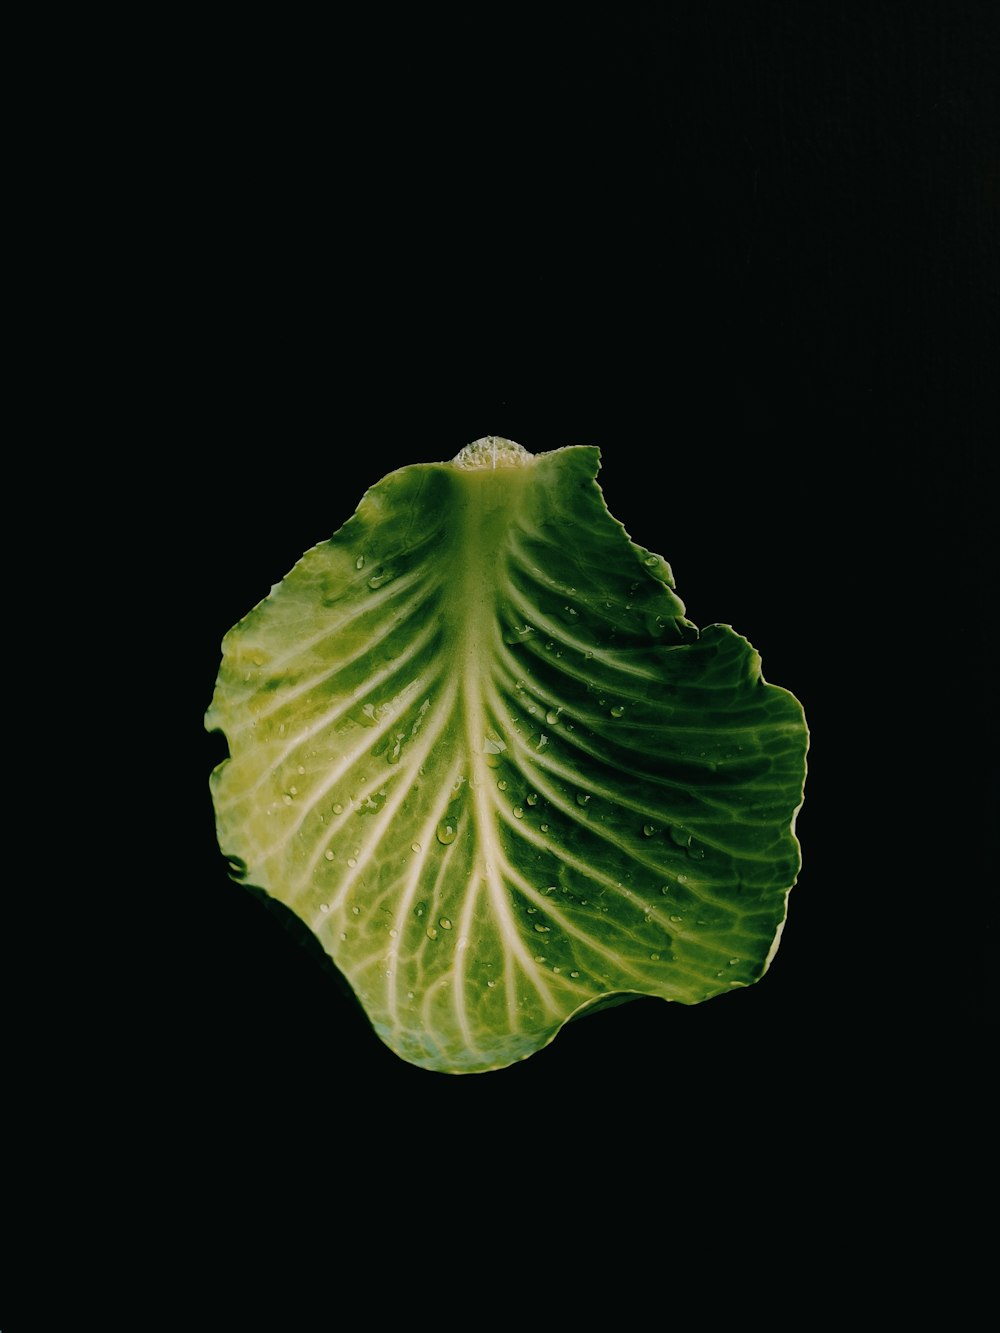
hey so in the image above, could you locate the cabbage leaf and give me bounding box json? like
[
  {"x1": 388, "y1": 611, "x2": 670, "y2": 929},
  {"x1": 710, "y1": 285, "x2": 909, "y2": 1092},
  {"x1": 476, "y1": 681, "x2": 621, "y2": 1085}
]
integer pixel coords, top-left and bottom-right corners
[{"x1": 206, "y1": 438, "x2": 808, "y2": 1072}]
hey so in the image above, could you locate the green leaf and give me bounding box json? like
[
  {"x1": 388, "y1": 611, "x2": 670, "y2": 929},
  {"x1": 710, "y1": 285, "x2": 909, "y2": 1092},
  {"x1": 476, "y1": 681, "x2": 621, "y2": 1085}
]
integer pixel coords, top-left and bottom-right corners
[{"x1": 206, "y1": 438, "x2": 808, "y2": 1073}]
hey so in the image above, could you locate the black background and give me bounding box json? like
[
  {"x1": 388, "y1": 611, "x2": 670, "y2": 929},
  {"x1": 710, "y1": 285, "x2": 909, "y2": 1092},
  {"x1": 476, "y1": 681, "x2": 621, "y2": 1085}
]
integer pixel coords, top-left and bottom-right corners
[
  {"x1": 10, "y1": 9, "x2": 994, "y2": 1321},
  {"x1": 140, "y1": 5, "x2": 994, "y2": 1156}
]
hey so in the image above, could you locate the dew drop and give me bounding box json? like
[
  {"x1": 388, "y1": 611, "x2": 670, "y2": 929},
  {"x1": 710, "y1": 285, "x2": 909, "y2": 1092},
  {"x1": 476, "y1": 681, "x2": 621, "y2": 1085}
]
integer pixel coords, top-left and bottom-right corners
[
  {"x1": 347, "y1": 857, "x2": 357, "y2": 867},
  {"x1": 570, "y1": 970, "x2": 580, "y2": 978},
  {"x1": 540, "y1": 822, "x2": 550, "y2": 832},
  {"x1": 526, "y1": 791, "x2": 538, "y2": 806},
  {"x1": 426, "y1": 926, "x2": 438, "y2": 940},
  {"x1": 439, "y1": 917, "x2": 452, "y2": 930},
  {"x1": 333, "y1": 802, "x2": 343, "y2": 814},
  {"x1": 351, "y1": 905, "x2": 360, "y2": 916},
  {"x1": 644, "y1": 554, "x2": 658, "y2": 567},
  {"x1": 504, "y1": 624, "x2": 535, "y2": 644},
  {"x1": 355, "y1": 554, "x2": 365, "y2": 569},
  {"x1": 319, "y1": 903, "x2": 329, "y2": 913},
  {"x1": 576, "y1": 792, "x2": 591, "y2": 806},
  {"x1": 487, "y1": 979, "x2": 496, "y2": 988},
  {"x1": 545, "y1": 708, "x2": 562, "y2": 725},
  {"x1": 324, "y1": 849, "x2": 334, "y2": 861},
  {"x1": 533, "y1": 923, "x2": 550, "y2": 933},
  {"x1": 650, "y1": 952, "x2": 660, "y2": 961},
  {"x1": 729, "y1": 958, "x2": 740, "y2": 966},
  {"x1": 643, "y1": 823, "x2": 655, "y2": 837},
  {"x1": 670, "y1": 913, "x2": 683, "y2": 923},
  {"x1": 339, "y1": 931, "x2": 347, "y2": 940},
  {"x1": 436, "y1": 820, "x2": 457, "y2": 845},
  {"x1": 367, "y1": 568, "x2": 392, "y2": 589},
  {"x1": 660, "y1": 885, "x2": 671, "y2": 895},
  {"x1": 513, "y1": 805, "x2": 524, "y2": 819},
  {"x1": 414, "y1": 902, "x2": 426, "y2": 917},
  {"x1": 497, "y1": 779, "x2": 508, "y2": 791},
  {"x1": 389, "y1": 929, "x2": 398, "y2": 938},
  {"x1": 407, "y1": 991, "x2": 414, "y2": 999},
  {"x1": 610, "y1": 704, "x2": 625, "y2": 718},
  {"x1": 553, "y1": 966, "x2": 561, "y2": 973},
  {"x1": 584, "y1": 650, "x2": 594, "y2": 660}
]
